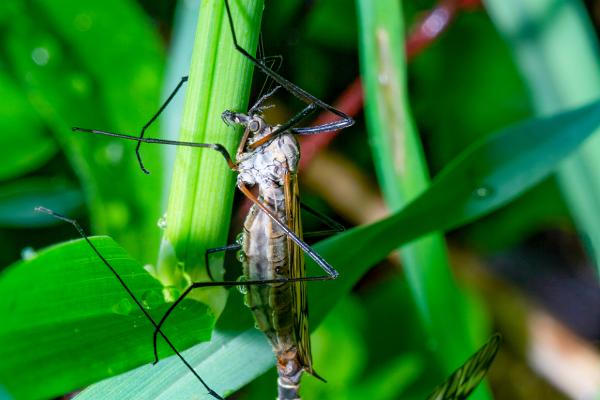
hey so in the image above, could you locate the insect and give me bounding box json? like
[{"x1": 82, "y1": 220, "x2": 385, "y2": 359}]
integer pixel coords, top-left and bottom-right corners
[
  {"x1": 142, "y1": 87, "x2": 345, "y2": 399},
  {"x1": 427, "y1": 334, "x2": 501, "y2": 400}
]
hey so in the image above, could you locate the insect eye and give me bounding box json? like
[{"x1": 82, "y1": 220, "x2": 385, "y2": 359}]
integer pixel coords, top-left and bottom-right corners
[{"x1": 248, "y1": 120, "x2": 260, "y2": 132}]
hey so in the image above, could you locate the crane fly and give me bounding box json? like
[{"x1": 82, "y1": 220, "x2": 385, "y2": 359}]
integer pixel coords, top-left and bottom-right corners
[{"x1": 145, "y1": 88, "x2": 343, "y2": 400}]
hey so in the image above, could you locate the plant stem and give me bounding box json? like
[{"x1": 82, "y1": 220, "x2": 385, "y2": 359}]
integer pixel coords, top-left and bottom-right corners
[
  {"x1": 152, "y1": 0, "x2": 263, "y2": 316},
  {"x1": 356, "y1": 0, "x2": 490, "y2": 397}
]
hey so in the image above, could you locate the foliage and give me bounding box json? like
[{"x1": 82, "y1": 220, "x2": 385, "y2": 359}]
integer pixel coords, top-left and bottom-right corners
[{"x1": 1, "y1": 0, "x2": 598, "y2": 399}]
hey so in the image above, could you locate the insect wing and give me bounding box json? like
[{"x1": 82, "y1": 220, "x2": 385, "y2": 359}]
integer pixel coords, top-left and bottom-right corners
[
  {"x1": 426, "y1": 334, "x2": 501, "y2": 400},
  {"x1": 284, "y1": 171, "x2": 313, "y2": 374}
]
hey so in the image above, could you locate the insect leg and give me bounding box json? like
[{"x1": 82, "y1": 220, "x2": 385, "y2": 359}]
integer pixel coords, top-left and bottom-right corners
[
  {"x1": 70, "y1": 128, "x2": 239, "y2": 170},
  {"x1": 300, "y1": 202, "x2": 345, "y2": 239},
  {"x1": 223, "y1": 0, "x2": 354, "y2": 136},
  {"x1": 34, "y1": 207, "x2": 224, "y2": 400},
  {"x1": 239, "y1": 184, "x2": 339, "y2": 278},
  {"x1": 152, "y1": 272, "x2": 339, "y2": 364},
  {"x1": 136, "y1": 76, "x2": 189, "y2": 174},
  {"x1": 205, "y1": 243, "x2": 242, "y2": 282}
]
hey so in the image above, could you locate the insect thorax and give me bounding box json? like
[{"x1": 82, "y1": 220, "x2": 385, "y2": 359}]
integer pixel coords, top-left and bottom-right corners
[{"x1": 237, "y1": 131, "x2": 300, "y2": 202}]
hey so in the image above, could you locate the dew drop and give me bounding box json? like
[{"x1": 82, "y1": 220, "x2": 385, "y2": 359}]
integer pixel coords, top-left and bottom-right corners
[
  {"x1": 163, "y1": 286, "x2": 181, "y2": 303},
  {"x1": 473, "y1": 185, "x2": 494, "y2": 198},
  {"x1": 69, "y1": 73, "x2": 91, "y2": 96},
  {"x1": 21, "y1": 246, "x2": 37, "y2": 261},
  {"x1": 235, "y1": 232, "x2": 244, "y2": 245},
  {"x1": 104, "y1": 142, "x2": 124, "y2": 164},
  {"x1": 236, "y1": 249, "x2": 246, "y2": 263},
  {"x1": 112, "y1": 298, "x2": 133, "y2": 316},
  {"x1": 74, "y1": 13, "x2": 93, "y2": 32},
  {"x1": 236, "y1": 275, "x2": 248, "y2": 294},
  {"x1": 423, "y1": 8, "x2": 449, "y2": 37},
  {"x1": 157, "y1": 214, "x2": 167, "y2": 230},
  {"x1": 31, "y1": 47, "x2": 50, "y2": 66},
  {"x1": 141, "y1": 290, "x2": 161, "y2": 310}
]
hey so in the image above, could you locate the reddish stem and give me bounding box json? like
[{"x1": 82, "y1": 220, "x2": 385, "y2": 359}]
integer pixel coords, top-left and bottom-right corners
[{"x1": 299, "y1": 0, "x2": 482, "y2": 170}]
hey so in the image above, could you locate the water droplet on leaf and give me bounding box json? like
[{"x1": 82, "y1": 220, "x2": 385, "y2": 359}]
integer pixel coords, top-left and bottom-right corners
[
  {"x1": 21, "y1": 246, "x2": 37, "y2": 260},
  {"x1": 112, "y1": 298, "x2": 133, "y2": 316},
  {"x1": 236, "y1": 275, "x2": 248, "y2": 294},
  {"x1": 473, "y1": 185, "x2": 494, "y2": 198},
  {"x1": 157, "y1": 214, "x2": 167, "y2": 230},
  {"x1": 31, "y1": 47, "x2": 49, "y2": 66},
  {"x1": 141, "y1": 290, "x2": 161, "y2": 309}
]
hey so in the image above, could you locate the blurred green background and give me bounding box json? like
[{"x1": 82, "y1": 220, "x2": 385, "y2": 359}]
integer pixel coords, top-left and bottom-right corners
[{"x1": 1, "y1": 0, "x2": 599, "y2": 399}]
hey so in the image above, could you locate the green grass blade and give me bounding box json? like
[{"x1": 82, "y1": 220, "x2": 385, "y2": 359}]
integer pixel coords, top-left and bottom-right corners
[
  {"x1": 355, "y1": 1, "x2": 488, "y2": 394},
  {"x1": 485, "y1": 0, "x2": 600, "y2": 274}
]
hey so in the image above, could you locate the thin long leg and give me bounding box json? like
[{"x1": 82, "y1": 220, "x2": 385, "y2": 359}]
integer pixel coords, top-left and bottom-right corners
[
  {"x1": 204, "y1": 243, "x2": 241, "y2": 282},
  {"x1": 238, "y1": 183, "x2": 339, "y2": 278},
  {"x1": 34, "y1": 207, "x2": 223, "y2": 400},
  {"x1": 300, "y1": 202, "x2": 345, "y2": 232},
  {"x1": 224, "y1": 0, "x2": 354, "y2": 137},
  {"x1": 71, "y1": 127, "x2": 238, "y2": 170},
  {"x1": 301, "y1": 203, "x2": 345, "y2": 238},
  {"x1": 152, "y1": 270, "x2": 336, "y2": 364},
  {"x1": 136, "y1": 76, "x2": 189, "y2": 174}
]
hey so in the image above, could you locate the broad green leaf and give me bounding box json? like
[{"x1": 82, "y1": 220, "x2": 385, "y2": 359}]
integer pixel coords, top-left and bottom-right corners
[
  {"x1": 0, "y1": 237, "x2": 213, "y2": 400},
  {"x1": 76, "y1": 329, "x2": 273, "y2": 400}
]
